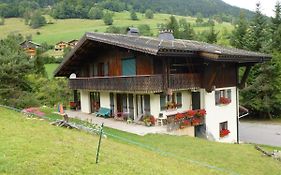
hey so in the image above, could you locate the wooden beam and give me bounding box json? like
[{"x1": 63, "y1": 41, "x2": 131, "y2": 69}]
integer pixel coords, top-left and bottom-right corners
[{"x1": 238, "y1": 66, "x2": 251, "y2": 89}]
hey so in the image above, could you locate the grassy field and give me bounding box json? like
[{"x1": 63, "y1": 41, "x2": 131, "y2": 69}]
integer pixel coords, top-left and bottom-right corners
[
  {"x1": 0, "y1": 107, "x2": 281, "y2": 175},
  {"x1": 44, "y1": 63, "x2": 59, "y2": 79},
  {"x1": 0, "y1": 12, "x2": 233, "y2": 45}
]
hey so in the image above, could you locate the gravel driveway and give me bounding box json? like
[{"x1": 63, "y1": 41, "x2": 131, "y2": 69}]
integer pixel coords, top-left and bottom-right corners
[{"x1": 240, "y1": 122, "x2": 281, "y2": 147}]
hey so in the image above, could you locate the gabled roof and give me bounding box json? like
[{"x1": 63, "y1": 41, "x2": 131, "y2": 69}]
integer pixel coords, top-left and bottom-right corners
[
  {"x1": 20, "y1": 40, "x2": 41, "y2": 48},
  {"x1": 54, "y1": 32, "x2": 271, "y2": 77}
]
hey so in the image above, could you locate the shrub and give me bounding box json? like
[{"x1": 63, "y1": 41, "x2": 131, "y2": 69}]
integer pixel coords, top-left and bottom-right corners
[
  {"x1": 145, "y1": 9, "x2": 154, "y2": 19},
  {"x1": 103, "y1": 12, "x2": 113, "y2": 25}
]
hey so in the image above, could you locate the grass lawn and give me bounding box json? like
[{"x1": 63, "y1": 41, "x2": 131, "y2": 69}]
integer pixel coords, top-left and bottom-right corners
[
  {"x1": 1, "y1": 107, "x2": 281, "y2": 175},
  {"x1": 0, "y1": 12, "x2": 233, "y2": 45},
  {"x1": 44, "y1": 63, "x2": 59, "y2": 79}
]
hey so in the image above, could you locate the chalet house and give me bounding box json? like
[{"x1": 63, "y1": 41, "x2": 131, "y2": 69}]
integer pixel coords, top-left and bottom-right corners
[
  {"x1": 54, "y1": 41, "x2": 69, "y2": 51},
  {"x1": 54, "y1": 30, "x2": 270, "y2": 143},
  {"x1": 20, "y1": 40, "x2": 41, "y2": 58}
]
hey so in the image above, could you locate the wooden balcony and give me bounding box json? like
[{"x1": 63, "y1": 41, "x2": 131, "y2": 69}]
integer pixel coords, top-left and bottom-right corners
[{"x1": 69, "y1": 74, "x2": 201, "y2": 92}]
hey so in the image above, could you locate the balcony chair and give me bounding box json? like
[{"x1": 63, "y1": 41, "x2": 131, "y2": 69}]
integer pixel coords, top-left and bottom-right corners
[
  {"x1": 96, "y1": 107, "x2": 111, "y2": 118},
  {"x1": 157, "y1": 113, "x2": 166, "y2": 126}
]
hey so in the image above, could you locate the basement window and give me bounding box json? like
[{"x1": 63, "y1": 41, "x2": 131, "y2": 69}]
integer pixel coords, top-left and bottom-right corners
[{"x1": 219, "y1": 121, "x2": 230, "y2": 138}]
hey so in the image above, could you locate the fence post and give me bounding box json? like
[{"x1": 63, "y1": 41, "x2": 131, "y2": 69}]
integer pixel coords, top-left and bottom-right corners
[{"x1": 95, "y1": 123, "x2": 104, "y2": 164}]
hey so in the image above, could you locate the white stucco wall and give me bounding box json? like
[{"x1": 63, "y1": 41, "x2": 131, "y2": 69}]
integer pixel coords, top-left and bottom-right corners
[
  {"x1": 100, "y1": 92, "x2": 110, "y2": 109},
  {"x1": 80, "y1": 90, "x2": 91, "y2": 113},
  {"x1": 182, "y1": 90, "x2": 192, "y2": 110},
  {"x1": 203, "y1": 87, "x2": 238, "y2": 143},
  {"x1": 150, "y1": 93, "x2": 161, "y2": 118}
]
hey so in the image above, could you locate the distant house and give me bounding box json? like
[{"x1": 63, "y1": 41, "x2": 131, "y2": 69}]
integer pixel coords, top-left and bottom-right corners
[
  {"x1": 54, "y1": 41, "x2": 68, "y2": 51},
  {"x1": 54, "y1": 29, "x2": 271, "y2": 143},
  {"x1": 20, "y1": 40, "x2": 41, "y2": 58},
  {"x1": 68, "y1": 39, "x2": 79, "y2": 48}
]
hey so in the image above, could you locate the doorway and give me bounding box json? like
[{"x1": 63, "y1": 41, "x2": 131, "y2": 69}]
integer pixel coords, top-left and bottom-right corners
[{"x1": 192, "y1": 91, "x2": 206, "y2": 138}]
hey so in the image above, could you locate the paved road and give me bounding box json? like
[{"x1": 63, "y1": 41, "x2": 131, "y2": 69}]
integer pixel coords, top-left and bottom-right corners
[{"x1": 240, "y1": 122, "x2": 281, "y2": 147}]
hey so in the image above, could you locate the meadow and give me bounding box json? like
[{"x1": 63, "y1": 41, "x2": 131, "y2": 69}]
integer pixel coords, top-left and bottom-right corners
[
  {"x1": 0, "y1": 106, "x2": 280, "y2": 175},
  {"x1": 0, "y1": 11, "x2": 233, "y2": 45}
]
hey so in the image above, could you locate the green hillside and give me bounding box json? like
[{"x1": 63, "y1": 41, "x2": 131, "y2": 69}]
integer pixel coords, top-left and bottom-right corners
[
  {"x1": 0, "y1": 12, "x2": 233, "y2": 45},
  {"x1": 0, "y1": 107, "x2": 281, "y2": 175}
]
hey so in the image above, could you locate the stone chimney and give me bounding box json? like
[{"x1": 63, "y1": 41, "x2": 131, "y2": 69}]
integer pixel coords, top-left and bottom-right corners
[
  {"x1": 127, "y1": 27, "x2": 139, "y2": 36},
  {"x1": 158, "y1": 29, "x2": 174, "y2": 40}
]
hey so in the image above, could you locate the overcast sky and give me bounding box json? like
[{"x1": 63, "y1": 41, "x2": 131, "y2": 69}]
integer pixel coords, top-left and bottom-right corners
[{"x1": 222, "y1": 0, "x2": 278, "y2": 16}]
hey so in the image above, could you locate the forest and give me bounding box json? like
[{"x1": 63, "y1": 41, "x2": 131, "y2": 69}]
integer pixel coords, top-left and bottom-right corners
[{"x1": 0, "y1": 0, "x2": 254, "y2": 21}]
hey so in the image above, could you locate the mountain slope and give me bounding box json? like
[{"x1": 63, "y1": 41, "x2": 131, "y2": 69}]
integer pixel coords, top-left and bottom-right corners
[{"x1": 122, "y1": 0, "x2": 255, "y2": 18}]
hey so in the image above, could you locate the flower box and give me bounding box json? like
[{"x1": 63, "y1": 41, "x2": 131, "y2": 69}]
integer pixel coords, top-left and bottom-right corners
[
  {"x1": 220, "y1": 129, "x2": 230, "y2": 137},
  {"x1": 219, "y1": 97, "x2": 231, "y2": 105}
]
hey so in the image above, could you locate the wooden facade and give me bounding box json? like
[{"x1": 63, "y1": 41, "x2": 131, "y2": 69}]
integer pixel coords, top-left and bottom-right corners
[{"x1": 55, "y1": 32, "x2": 271, "y2": 93}]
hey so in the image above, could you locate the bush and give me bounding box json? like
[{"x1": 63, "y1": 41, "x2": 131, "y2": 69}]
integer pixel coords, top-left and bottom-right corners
[
  {"x1": 145, "y1": 9, "x2": 154, "y2": 19},
  {"x1": 130, "y1": 10, "x2": 138, "y2": 20},
  {"x1": 103, "y1": 12, "x2": 113, "y2": 25},
  {"x1": 29, "y1": 13, "x2": 46, "y2": 29},
  {"x1": 106, "y1": 26, "x2": 127, "y2": 34}
]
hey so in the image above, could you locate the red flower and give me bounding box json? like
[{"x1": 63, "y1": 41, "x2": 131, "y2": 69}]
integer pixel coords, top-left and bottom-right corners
[
  {"x1": 196, "y1": 109, "x2": 206, "y2": 117},
  {"x1": 186, "y1": 110, "x2": 196, "y2": 117},
  {"x1": 220, "y1": 129, "x2": 230, "y2": 137},
  {"x1": 175, "y1": 113, "x2": 185, "y2": 120},
  {"x1": 150, "y1": 116, "x2": 156, "y2": 125},
  {"x1": 192, "y1": 118, "x2": 202, "y2": 126},
  {"x1": 182, "y1": 120, "x2": 190, "y2": 126},
  {"x1": 219, "y1": 97, "x2": 231, "y2": 104}
]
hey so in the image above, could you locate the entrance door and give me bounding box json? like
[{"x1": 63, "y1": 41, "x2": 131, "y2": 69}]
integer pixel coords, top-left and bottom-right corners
[
  {"x1": 90, "y1": 92, "x2": 100, "y2": 113},
  {"x1": 192, "y1": 92, "x2": 206, "y2": 138},
  {"x1": 128, "y1": 94, "x2": 134, "y2": 119},
  {"x1": 116, "y1": 94, "x2": 122, "y2": 113},
  {"x1": 192, "y1": 92, "x2": 200, "y2": 110}
]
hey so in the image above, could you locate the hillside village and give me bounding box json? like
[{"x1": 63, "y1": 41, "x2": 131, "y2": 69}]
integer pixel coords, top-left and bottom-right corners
[{"x1": 0, "y1": 0, "x2": 281, "y2": 174}]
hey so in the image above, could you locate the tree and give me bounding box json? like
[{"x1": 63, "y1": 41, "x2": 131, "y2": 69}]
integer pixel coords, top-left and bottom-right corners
[
  {"x1": 271, "y1": 1, "x2": 281, "y2": 51},
  {"x1": 230, "y1": 12, "x2": 248, "y2": 49},
  {"x1": 138, "y1": 24, "x2": 152, "y2": 36},
  {"x1": 103, "y1": 12, "x2": 113, "y2": 25},
  {"x1": 166, "y1": 16, "x2": 179, "y2": 38},
  {"x1": 178, "y1": 18, "x2": 195, "y2": 39},
  {"x1": 145, "y1": 9, "x2": 154, "y2": 19},
  {"x1": 241, "y1": 52, "x2": 281, "y2": 119},
  {"x1": 0, "y1": 34, "x2": 33, "y2": 108},
  {"x1": 29, "y1": 12, "x2": 46, "y2": 29},
  {"x1": 206, "y1": 24, "x2": 218, "y2": 44},
  {"x1": 244, "y1": 3, "x2": 267, "y2": 52},
  {"x1": 130, "y1": 10, "x2": 138, "y2": 20},
  {"x1": 195, "y1": 13, "x2": 204, "y2": 25},
  {"x1": 88, "y1": 7, "x2": 104, "y2": 19}
]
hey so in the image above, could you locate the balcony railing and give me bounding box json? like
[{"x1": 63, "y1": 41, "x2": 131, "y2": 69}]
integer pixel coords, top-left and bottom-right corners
[{"x1": 69, "y1": 74, "x2": 201, "y2": 92}]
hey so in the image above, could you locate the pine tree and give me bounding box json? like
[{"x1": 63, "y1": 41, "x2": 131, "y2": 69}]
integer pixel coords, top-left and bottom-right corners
[
  {"x1": 130, "y1": 10, "x2": 138, "y2": 20},
  {"x1": 230, "y1": 12, "x2": 248, "y2": 49},
  {"x1": 178, "y1": 18, "x2": 195, "y2": 40},
  {"x1": 244, "y1": 3, "x2": 267, "y2": 52},
  {"x1": 271, "y1": 1, "x2": 281, "y2": 51},
  {"x1": 166, "y1": 16, "x2": 179, "y2": 38},
  {"x1": 206, "y1": 24, "x2": 218, "y2": 44}
]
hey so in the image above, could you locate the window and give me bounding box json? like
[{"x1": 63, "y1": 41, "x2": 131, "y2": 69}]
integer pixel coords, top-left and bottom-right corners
[
  {"x1": 215, "y1": 89, "x2": 231, "y2": 105},
  {"x1": 144, "y1": 95, "x2": 151, "y2": 114},
  {"x1": 219, "y1": 121, "x2": 230, "y2": 138},
  {"x1": 160, "y1": 93, "x2": 166, "y2": 111},
  {"x1": 104, "y1": 62, "x2": 109, "y2": 76},
  {"x1": 160, "y1": 92, "x2": 182, "y2": 111},
  {"x1": 122, "y1": 58, "x2": 136, "y2": 76},
  {"x1": 176, "y1": 93, "x2": 182, "y2": 108}
]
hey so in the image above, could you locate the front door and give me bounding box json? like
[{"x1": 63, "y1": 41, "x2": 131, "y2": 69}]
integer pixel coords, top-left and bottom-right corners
[
  {"x1": 192, "y1": 92, "x2": 206, "y2": 138},
  {"x1": 116, "y1": 94, "x2": 122, "y2": 113}
]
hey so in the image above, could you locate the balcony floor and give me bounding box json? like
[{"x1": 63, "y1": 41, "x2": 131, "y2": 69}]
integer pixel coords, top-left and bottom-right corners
[{"x1": 66, "y1": 110, "x2": 167, "y2": 136}]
